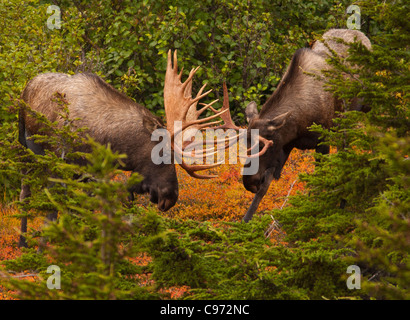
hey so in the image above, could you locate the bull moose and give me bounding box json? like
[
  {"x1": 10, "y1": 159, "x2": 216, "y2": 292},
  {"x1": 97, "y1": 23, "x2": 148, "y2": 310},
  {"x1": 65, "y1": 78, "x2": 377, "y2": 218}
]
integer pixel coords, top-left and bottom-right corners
[
  {"x1": 17, "y1": 50, "x2": 237, "y2": 247},
  {"x1": 242, "y1": 29, "x2": 372, "y2": 222}
]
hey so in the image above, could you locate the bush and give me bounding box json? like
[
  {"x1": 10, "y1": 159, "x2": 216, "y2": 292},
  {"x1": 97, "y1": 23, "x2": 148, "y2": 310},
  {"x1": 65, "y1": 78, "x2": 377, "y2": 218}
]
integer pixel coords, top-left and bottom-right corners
[{"x1": 0, "y1": 0, "x2": 407, "y2": 301}]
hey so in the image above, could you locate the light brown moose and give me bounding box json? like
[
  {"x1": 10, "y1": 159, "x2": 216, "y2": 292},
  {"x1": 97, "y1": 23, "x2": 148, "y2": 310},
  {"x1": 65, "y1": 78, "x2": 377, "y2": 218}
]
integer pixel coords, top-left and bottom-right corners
[
  {"x1": 17, "y1": 50, "x2": 237, "y2": 247},
  {"x1": 241, "y1": 29, "x2": 372, "y2": 222}
]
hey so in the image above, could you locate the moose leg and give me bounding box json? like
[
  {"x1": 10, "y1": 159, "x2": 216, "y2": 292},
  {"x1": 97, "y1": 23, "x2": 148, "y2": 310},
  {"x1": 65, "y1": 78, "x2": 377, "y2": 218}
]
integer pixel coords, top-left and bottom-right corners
[
  {"x1": 314, "y1": 141, "x2": 347, "y2": 208},
  {"x1": 314, "y1": 142, "x2": 330, "y2": 166},
  {"x1": 273, "y1": 145, "x2": 294, "y2": 179},
  {"x1": 243, "y1": 146, "x2": 293, "y2": 223},
  {"x1": 315, "y1": 143, "x2": 330, "y2": 156},
  {"x1": 18, "y1": 181, "x2": 31, "y2": 248},
  {"x1": 243, "y1": 167, "x2": 275, "y2": 223},
  {"x1": 37, "y1": 210, "x2": 58, "y2": 252},
  {"x1": 38, "y1": 175, "x2": 60, "y2": 252},
  {"x1": 351, "y1": 97, "x2": 371, "y2": 113}
]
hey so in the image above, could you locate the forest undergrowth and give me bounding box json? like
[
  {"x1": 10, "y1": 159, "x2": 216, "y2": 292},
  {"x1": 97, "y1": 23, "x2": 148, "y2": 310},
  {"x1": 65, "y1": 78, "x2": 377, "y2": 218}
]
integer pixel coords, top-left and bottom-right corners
[{"x1": 0, "y1": 149, "x2": 314, "y2": 300}]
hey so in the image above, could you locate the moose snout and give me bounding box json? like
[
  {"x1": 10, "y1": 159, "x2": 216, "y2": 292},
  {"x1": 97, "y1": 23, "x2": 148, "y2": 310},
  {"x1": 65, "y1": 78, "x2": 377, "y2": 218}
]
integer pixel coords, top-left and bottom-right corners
[
  {"x1": 243, "y1": 173, "x2": 262, "y2": 193},
  {"x1": 158, "y1": 198, "x2": 174, "y2": 212},
  {"x1": 149, "y1": 187, "x2": 176, "y2": 212},
  {"x1": 129, "y1": 180, "x2": 178, "y2": 211},
  {"x1": 157, "y1": 187, "x2": 178, "y2": 212}
]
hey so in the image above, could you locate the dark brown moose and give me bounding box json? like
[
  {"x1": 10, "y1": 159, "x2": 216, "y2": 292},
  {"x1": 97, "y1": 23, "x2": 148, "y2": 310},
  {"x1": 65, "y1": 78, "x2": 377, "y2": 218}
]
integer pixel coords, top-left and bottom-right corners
[
  {"x1": 242, "y1": 29, "x2": 372, "y2": 222},
  {"x1": 18, "y1": 50, "x2": 237, "y2": 247}
]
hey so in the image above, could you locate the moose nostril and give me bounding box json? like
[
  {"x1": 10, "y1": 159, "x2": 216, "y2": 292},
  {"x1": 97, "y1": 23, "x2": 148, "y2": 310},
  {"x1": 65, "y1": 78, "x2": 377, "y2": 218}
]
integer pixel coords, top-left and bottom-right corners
[
  {"x1": 243, "y1": 173, "x2": 262, "y2": 193},
  {"x1": 248, "y1": 184, "x2": 259, "y2": 193},
  {"x1": 158, "y1": 201, "x2": 166, "y2": 212}
]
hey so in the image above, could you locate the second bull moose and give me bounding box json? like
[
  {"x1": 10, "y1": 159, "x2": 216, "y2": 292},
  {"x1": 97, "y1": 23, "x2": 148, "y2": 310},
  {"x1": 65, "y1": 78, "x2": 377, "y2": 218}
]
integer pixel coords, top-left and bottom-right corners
[{"x1": 241, "y1": 29, "x2": 372, "y2": 222}]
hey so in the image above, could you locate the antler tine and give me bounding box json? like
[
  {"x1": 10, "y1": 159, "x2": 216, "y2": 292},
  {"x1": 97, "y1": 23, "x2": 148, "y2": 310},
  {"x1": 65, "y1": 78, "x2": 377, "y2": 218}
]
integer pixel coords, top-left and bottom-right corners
[
  {"x1": 173, "y1": 50, "x2": 178, "y2": 75},
  {"x1": 182, "y1": 66, "x2": 201, "y2": 93},
  {"x1": 173, "y1": 140, "x2": 219, "y2": 159},
  {"x1": 165, "y1": 50, "x2": 213, "y2": 134},
  {"x1": 208, "y1": 82, "x2": 241, "y2": 131},
  {"x1": 240, "y1": 135, "x2": 274, "y2": 159},
  {"x1": 179, "y1": 82, "x2": 245, "y2": 178},
  {"x1": 179, "y1": 67, "x2": 184, "y2": 81},
  {"x1": 165, "y1": 51, "x2": 243, "y2": 179},
  {"x1": 184, "y1": 84, "x2": 214, "y2": 122},
  {"x1": 178, "y1": 159, "x2": 224, "y2": 179},
  {"x1": 193, "y1": 81, "x2": 245, "y2": 155},
  {"x1": 186, "y1": 107, "x2": 228, "y2": 127},
  {"x1": 196, "y1": 98, "x2": 219, "y2": 118},
  {"x1": 241, "y1": 111, "x2": 290, "y2": 159},
  {"x1": 166, "y1": 49, "x2": 178, "y2": 76},
  {"x1": 191, "y1": 84, "x2": 213, "y2": 112}
]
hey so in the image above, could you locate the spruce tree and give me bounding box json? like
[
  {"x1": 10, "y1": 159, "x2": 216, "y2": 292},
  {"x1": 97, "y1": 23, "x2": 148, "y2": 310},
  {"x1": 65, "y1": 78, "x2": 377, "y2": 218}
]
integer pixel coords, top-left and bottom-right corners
[{"x1": 273, "y1": 0, "x2": 409, "y2": 299}]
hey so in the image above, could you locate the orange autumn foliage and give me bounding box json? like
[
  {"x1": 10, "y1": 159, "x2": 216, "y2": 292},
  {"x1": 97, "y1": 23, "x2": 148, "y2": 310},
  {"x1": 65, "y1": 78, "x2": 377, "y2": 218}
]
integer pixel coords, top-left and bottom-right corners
[
  {"x1": 0, "y1": 204, "x2": 43, "y2": 300},
  {"x1": 114, "y1": 148, "x2": 317, "y2": 222},
  {"x1": 163, "y1": 148, "x2": 315, "y2": 221},
  {"x1": 0, "y1": 204, "x2": 43, "y2": 261},
  {"x1": 0, "y1": 148, "x2": 318, "y2": 299}
]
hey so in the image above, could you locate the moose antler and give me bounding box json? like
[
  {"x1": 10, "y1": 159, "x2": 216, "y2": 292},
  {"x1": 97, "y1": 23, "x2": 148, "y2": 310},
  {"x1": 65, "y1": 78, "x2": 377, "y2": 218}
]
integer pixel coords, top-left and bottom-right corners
[
  {"x1": 164, "y1": 50, "x2": 240, "y2": 179},
  {"x1": 208, "y1": 82, "x2": 241, "y2": 131},
  {"x1": 243, "y1": 112, "x2": 290, "y2": 159},
  {"x1": 245, "y1": 135, "x2": 274, "y2": 158},
  {"x1": 164, "y1": 50, "x2": 225, "y2": 137}
]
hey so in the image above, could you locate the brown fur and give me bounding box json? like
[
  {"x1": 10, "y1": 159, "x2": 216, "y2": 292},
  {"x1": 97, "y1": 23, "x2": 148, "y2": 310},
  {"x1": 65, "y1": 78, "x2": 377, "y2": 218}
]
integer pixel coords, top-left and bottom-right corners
[
  {"x1": 311, "y1": 28, "x2": 372, "y2": 58},
  {"x1": 312, "y1": 28, "x2": 372, "y2": 113},
  {"x1": 20, "y1": 72, "x2": 178, "y2": 212},
  {"x1": 259, "y1": 48, "x2": 335, "y2": 133},
  {"x1": 242, "y1": 29, "x2": 371, "y2": 221}
]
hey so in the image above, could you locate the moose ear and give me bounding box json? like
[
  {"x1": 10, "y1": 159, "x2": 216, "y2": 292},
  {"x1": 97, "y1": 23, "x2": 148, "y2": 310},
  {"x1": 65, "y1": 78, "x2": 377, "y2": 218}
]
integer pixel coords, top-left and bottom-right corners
[
  {"x1": 143, "y1": 115, "x2": 163, "y2": 134},
  {"x1": 245, "y1": 101, "x2": 258, "y2": 123},
  {"x1": 266, "y1": 111, "x2": 291, "y2": 132}
]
